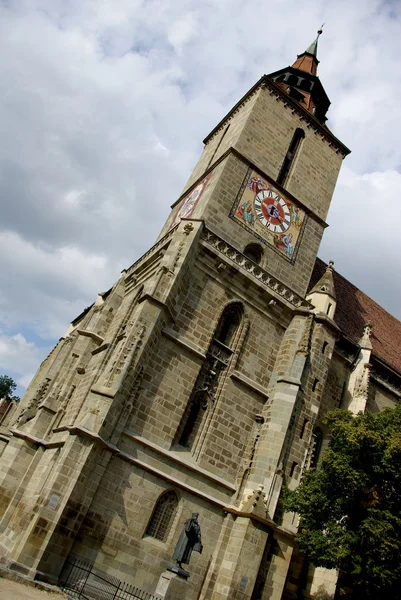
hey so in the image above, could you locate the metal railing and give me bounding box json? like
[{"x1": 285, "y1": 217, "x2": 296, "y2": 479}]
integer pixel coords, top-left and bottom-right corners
[{"x1": 59, "y1": 557, "x2": 161, "y2": 600}]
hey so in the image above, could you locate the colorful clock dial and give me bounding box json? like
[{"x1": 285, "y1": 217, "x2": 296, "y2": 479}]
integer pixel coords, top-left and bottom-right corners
[
  {"x1": 254, "y1": 189, "x2": 291, "y2": 232},
  {"x1": 230, "y1": 168, "x2": 306, "y2": 263}
]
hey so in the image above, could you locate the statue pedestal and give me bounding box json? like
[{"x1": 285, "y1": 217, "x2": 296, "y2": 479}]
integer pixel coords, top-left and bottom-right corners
[{"x1": 155, "y1": 566, "x2": 189, "y2": 600}]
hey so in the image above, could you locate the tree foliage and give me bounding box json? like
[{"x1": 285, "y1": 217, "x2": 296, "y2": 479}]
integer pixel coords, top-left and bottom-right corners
[
  {"x1": 285, "y1": 406, "x2": 401, "y2": 599},
  {"x1": 0, "y1": 374, "x2": 20, "y2": 402}
]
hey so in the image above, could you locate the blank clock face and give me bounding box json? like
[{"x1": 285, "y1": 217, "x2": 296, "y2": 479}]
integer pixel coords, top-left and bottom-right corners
[{"x1": 254, "y1": 189, "x2": 291, "y2": 233}]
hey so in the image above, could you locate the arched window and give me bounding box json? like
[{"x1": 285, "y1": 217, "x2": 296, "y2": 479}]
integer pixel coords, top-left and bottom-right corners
[
  {"x1": 214, "y1": 303, "x2": 243, "y2": 348},
  {"x1": 277, "y1": 128, "x2": 305, "y2": 187},
  {"x1": 243, "y1": 243, "x2": 264, "y2": 265},
  {"x1": 176, "y1": 303, "x2": 244, "y2": 451},
  {"x1": 145, "y1": 491, "x2": 178, "y2": 542}
]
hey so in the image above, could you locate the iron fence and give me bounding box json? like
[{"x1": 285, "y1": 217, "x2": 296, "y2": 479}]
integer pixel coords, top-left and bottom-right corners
[{"x1": 59, "y1": 557, "x2": 161, "y2": 600}]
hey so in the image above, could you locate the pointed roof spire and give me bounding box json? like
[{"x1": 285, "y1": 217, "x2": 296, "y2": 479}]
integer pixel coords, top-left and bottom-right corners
[
  {"x1": 292, "y1": 25, "x2": 324, "y2": 76},
  {"x1": 308, "y1": 259, "x2": 336, "y2": 299}
]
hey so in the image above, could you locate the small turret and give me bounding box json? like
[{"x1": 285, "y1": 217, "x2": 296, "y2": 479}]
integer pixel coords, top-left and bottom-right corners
[{"x1": 306, "y1": 260, "x2": 337, "y2": 318}]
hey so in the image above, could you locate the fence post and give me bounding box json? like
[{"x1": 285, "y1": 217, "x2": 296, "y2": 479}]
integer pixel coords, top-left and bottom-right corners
[{"x1": 112, "y1": 579, "x2": 122, "y2": 600}]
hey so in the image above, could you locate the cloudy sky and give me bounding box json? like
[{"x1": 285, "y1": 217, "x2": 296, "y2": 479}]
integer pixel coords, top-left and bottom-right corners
[{"x1": 0, "y1": 0, "x2": 400, "y2": 394}]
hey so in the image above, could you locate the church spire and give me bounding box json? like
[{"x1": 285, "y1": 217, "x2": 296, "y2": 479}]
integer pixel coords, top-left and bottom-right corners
[
  {"x1": 291, "y1": 26, "x2": 323, "y2": 77},
  {"x1": 267, "y1": 27, "x2": 330, "y2": 123}
]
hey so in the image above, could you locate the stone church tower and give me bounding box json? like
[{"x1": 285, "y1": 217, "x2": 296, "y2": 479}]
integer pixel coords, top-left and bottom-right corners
[{"x1": 0, "y1": 32, "x2": 358, "y2": 599}]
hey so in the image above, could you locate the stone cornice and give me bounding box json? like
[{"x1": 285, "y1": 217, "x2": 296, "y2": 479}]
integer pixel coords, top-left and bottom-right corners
[
  {"x1": 223, "y1": 504, "x2": 296, "y2": 539},
  {"x1": 200, "y1": 227, "x2": 311, "y2": 311}
]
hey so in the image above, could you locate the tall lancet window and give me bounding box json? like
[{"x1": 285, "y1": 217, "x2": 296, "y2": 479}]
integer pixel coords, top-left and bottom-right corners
[
  {"x1": 176, "y1": 303, "x2": 244, "y2": 453},
  {"x1": 277, "y1": 128, "x2": 305, "y2": 187}
]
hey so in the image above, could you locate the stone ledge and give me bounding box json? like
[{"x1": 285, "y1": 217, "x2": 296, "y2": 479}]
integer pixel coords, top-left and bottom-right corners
[
  {"x1": 276, "y1": 375, "x2": 302, "y2": 387},
  {"x1": 223, "y1": 505, "x2": 296, "y2": 540},
  {"x1": 231, "y1": 371, "x2": 269, "y2": 400},
  {"x1": 9, "y1": 429, "x2": 65, "y2": 449},
  {"x1": 69, "y1": 426, "x2": 234, "y2": 509},
  {"x1": 162, "y1": 328, "x2": 206, "y2": 360},
  {"x1": 90, "y1": 384, "x2": 117, "y2": 399},
  {"x1": 123, "y1": 430, "x2": 236, "y2": 492},
  {"x1": 137, "y1": 294, "x2": 176, "y2": 323},
  {"x1": 77, "y1": 330, "x2": 104, "y2": 345}
]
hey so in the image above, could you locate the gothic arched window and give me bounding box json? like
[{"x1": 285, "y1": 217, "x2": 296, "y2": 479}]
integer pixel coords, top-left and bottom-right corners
[
  {"x1": 277, "y1": 128, "x2": 305, "y2": 187},
  {"x1": 177, "y1": 302, "x2": 244, "y2": 451},
  {"x1": 214, "y1": 302, "x2": 244, "y2": 349},
  {"x1": 145, "y1": 491, "x2": 178, "y2": 542}
]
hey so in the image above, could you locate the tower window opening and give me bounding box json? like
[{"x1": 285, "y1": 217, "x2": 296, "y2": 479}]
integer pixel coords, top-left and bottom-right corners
[
  {"x1": 300, "y1": 419, "x2": 309, "y2": 439},
  {"x1": 145, "y1": 491, "x2": 178, "y2": 542},
  {"x1": 327, "y1": 302, "x2": 332, "y2": 316},
  {"x1": 243, "y1": 243, "x2": 264, "y2": 265},
  {"x1": 312, "y1": 378, "x2": 319, "y2": 392},
  {"x1": 277, "y1": 128, "x2": 305, "y2": 187},
  {"x1": 290, "y1": 461, "x2": 298, "y2": 477},
  {"x1": 214, "y1": 303, "x2": 243, "y2": 348},
  {"x1": 322, "y1": 341, "x2": 328, "y2": 354}
]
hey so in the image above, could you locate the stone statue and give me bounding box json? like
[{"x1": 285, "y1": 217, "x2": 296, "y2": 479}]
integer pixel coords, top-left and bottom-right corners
[{"x1": 172, "y1": 512, "x2": 203, "y2": 568}]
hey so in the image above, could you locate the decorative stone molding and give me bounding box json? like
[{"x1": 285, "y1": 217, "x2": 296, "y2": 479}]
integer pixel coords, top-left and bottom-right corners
[{"x1": 201, "y1": 228, "x2": 310, "y2": 310}]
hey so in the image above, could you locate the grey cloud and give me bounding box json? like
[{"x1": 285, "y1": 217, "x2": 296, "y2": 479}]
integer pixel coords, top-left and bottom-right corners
[{"x1": 0, "y1": 0, "x2": 400, "y2": 390}]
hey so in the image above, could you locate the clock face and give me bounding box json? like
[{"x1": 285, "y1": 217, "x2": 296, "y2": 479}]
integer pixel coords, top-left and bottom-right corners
[
  {"x1": 254, "y1": 189, "x2": 291, "y2": 233},
  {"x1": 230, "y1": 168, "x2": 307, "y2": 263}
]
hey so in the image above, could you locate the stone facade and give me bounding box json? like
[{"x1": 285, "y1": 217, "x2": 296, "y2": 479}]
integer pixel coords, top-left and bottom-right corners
[{"x1": 1, "y1": 40, "x2": 400, "y2": 600}]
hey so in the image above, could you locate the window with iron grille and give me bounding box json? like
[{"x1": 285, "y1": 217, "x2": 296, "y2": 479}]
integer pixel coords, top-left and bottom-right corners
[{"x1": 145, "y1": 491, "x2": 178, "y2": 541}]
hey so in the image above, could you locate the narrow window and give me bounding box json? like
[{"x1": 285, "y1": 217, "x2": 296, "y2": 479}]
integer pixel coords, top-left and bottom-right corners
[
  {"x1": 277, "y1": 128, "x2": 305, "y2": 187},
  {"x1": 322, "y1": 341, "x2": 328, "y2": 354},
  {"x1": 290, "y1": 461, "x2": 298, "y2": 477},
  {"x1": 300, "y1": 418, "x2": 309, "y2": 439},
  {"x1": 310, "y1": 428, "x2": 323, "y2": 468},
  {"x1": 312, "y1": 378, "x2": 319, "y2": 392},
  {"x1": 177, "y1": 303, "x2": 244, "y2": 450},
  {"x1": 214, "y1": 303, "x2": 243, "y2": 348},
  {"x1": 326, "y1": 303, "x2": 332, "y2": 316},
  {"x1": 243, "y1": 243, "x2": 264, "y2": 265},
  {"x1": 145, "y1": 491, "x2": 178, "y2": 542}
]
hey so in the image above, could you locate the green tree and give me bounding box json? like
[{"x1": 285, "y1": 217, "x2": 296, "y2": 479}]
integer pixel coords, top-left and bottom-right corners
[
  {"x1": 0, "y1": 374, "x2": 20, "y2": 402},
  {"x1": 285, "y1": 406, "x2": 401, "y2": 599}
]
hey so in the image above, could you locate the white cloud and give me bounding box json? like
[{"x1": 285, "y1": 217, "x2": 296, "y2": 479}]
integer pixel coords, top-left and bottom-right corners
[
  {"x1": 0, "y1": 331, "x2": 50, "y2": 391},
  {"x1": 320, "y1": 167, "x2": 401, "y2": 320},
  {"x1": 0, "y1": 0, "x2": 400, "y2": 390}
]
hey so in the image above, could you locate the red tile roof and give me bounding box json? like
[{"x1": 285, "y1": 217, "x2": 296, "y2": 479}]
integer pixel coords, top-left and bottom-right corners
[{"x1": 310, "y1": 259, "x2": 401, "y2": 374}]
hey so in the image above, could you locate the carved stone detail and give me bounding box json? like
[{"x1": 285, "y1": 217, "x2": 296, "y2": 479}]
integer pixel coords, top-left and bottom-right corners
[{"x1": 201, "y1": 229, "x2": 309, "y2": 309}]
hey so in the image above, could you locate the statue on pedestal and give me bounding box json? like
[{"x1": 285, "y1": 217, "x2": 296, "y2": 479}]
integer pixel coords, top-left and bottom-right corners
[{"x1": 172, "y1": 513, "x2": 202, "y2": 571}]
